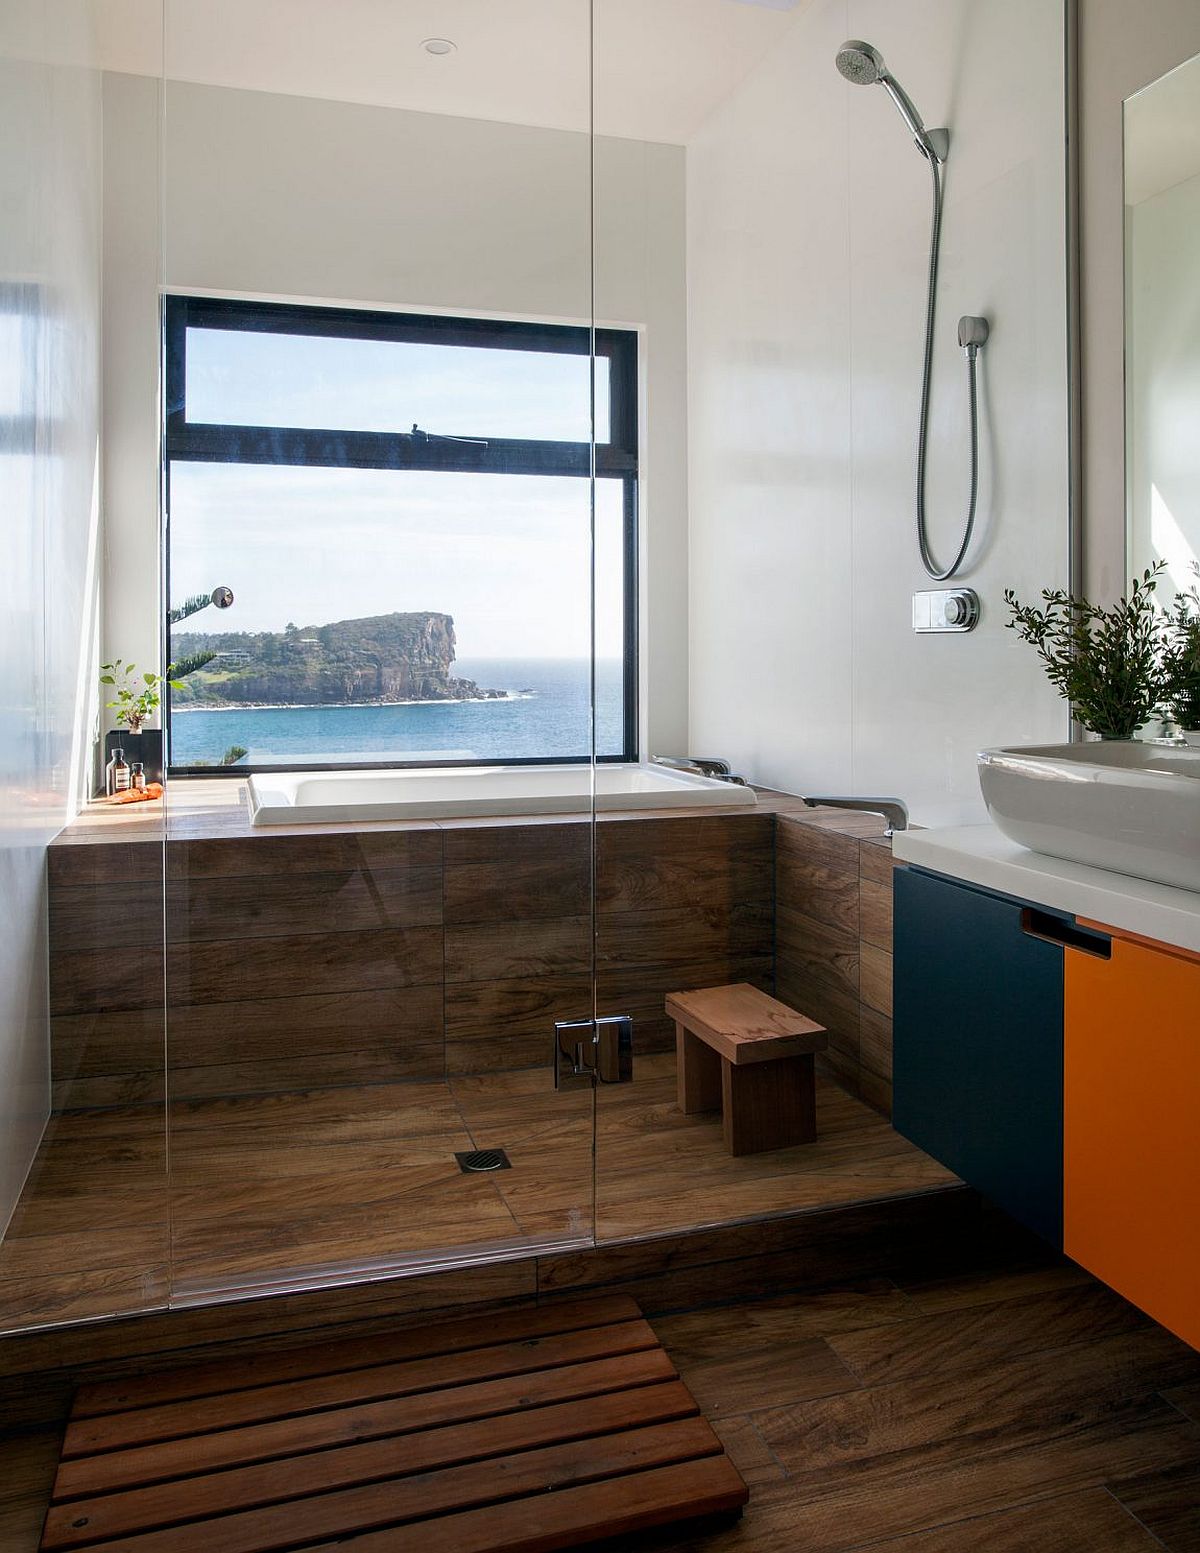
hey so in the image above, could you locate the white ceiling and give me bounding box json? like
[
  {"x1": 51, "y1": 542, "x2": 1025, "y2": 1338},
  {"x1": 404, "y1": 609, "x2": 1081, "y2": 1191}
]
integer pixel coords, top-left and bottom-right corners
[
  {"x1": 93, "y1": 0, "x2": 808, "y2": 145},
  {"x1": 1125, "y1": 49, "x2": 1200, "y2": 205}
]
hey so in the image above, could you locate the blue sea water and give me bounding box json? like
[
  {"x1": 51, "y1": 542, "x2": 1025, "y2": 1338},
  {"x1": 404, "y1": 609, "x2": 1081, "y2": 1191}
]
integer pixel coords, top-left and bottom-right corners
[{"x1": 169, "y1": 659, "x2": 625, "y2": 767}]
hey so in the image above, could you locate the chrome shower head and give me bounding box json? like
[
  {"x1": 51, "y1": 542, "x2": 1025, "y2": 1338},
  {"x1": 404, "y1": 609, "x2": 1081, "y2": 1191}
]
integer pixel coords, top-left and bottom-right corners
[
  {"x1": 835, "y1": 39, "x2": 885, "y2": 86},
  {"x1": 835, "y1": 39, "x2": 947, "y2": 163}
]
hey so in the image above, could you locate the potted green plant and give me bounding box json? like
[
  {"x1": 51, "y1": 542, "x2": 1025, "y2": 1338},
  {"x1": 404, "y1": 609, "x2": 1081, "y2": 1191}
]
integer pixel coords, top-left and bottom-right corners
[
  {"x1": 1004, "y1": 564, "x2": 1168, "y2": 740},
  {"x1": 97, "y1": 592, "x2": 221, "y2": 792},
  {"x1": 1162, "y1": 576, "x2": 1200, "y2": 743}
]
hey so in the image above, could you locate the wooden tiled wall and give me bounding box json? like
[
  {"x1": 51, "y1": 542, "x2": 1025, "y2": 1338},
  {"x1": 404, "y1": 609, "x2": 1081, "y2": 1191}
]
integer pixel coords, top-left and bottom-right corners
[
  {"x1": 774, "y1": 819, "x2": 895, "y2": 1115},
  {"x1": 47, "y1": 812, "x2": 779, "y2": 1109}
]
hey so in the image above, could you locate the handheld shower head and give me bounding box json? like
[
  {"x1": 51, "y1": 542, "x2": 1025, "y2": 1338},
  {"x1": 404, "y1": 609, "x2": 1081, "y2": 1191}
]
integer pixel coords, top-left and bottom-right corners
[
  {"x1": 835, "y1": 39, "x2": 946, "y2": 163},
  {"x1": 835, "y1": 39, "x2": 884, "y2": 85}
]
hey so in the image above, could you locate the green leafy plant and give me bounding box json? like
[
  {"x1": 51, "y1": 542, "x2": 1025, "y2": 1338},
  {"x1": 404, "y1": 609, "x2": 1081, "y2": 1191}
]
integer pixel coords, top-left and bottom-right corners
[
  {"x1": 1004, "y1": 564, "x2": 1168, "y2": 740},
  {"x1": 222, "y1": 744, "x2": 249, "y2": 766},
  {"x1": 103, "y1": 592, "x2": 225, "y2": 735},
  {"x1": 1162, "y1": 574, "x2": 1200, "y2": 730},
  {"x1": 100, "y1": 660, "x2": 173, "y2": 734}
]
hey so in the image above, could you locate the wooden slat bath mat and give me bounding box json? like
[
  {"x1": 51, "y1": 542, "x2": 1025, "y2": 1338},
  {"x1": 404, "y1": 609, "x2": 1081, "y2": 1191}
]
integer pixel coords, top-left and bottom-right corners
[{"x1": 40, "y1": 1294, "x2": 747, "y2": 1552}]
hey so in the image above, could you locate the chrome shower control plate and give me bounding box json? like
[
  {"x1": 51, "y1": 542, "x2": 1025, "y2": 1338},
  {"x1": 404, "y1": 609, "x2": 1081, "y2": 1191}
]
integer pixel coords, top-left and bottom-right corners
[{"x1": 912, "y1": 588, "x2": 979, "y2": 633}]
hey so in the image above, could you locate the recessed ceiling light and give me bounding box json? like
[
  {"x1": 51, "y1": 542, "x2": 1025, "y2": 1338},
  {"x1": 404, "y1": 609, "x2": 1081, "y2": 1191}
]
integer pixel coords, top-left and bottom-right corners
[{"x1": 422, "y1": 37, "x2": 456, "y2": 56}]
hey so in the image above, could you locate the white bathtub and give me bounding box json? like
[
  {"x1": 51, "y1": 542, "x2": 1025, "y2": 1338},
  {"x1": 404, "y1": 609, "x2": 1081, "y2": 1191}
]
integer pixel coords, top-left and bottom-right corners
[{"x1": 247, "y1": 762, "x2": 758, "y2": 826}]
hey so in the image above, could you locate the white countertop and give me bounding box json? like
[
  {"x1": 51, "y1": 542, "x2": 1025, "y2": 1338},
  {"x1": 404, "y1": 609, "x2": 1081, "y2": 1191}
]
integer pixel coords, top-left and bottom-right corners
[{"x1": 893, "y1": 824, "x2": 1200, "y2": 957}]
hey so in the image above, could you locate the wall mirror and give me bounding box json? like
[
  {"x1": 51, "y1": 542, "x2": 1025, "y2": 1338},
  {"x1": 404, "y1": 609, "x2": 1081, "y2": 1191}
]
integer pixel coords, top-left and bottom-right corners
[{"x1": 1125, "y1": 49, "x2": 1200, "y2": 603}]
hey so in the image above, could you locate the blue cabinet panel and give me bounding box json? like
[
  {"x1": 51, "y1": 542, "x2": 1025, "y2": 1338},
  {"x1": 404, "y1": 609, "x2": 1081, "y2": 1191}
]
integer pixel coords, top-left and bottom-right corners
[{"x1": 893, "y1": 866, "x2": 1064, "y2": 1245}]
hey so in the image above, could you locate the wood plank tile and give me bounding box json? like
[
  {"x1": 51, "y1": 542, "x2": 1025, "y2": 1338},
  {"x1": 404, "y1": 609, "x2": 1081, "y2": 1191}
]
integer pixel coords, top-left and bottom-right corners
[
  {"x1": 169, "y1": 925, "x2": 443, "y2": 1004},
  {"x1": 444, "y1": 975, "x2": 592, "y2": 1072},
  {"x1": 597, "y1": 813, "x2": 772, "y2": 861},
  {"x1": 167, "y1": 984, "x2": 444, "y2": 1081},
  {"x1": 826, "y1": 1282, "x2": 1156, "y2": 1387},
  {"x1": 708, "y1": 1416, "x2": 788, "y2": 1488},
  {"x1": 49, "y1": 945, "x2": 164, "y2": 1017},
  {"x1": 858, "y1": 836, "x2": 896, "y2": 885},
  {"x1": 596, "y1": 845, "x2": 773, "y2": 915},
  {"x1": 775, "y1": 817, "x2": 862, "y2": 875},
  {"x1": 652, "y1": 1281, "x2": 916, "y2": 1358},
  {"x1": 756, "y1": 1327, "x2": 1200, "y2": 1483},
  {"x1": 170, "y1": 865, "x2": 444, "y2": 941},
  {"x1": 858, "y1": 1004, "x2": 893, "y2": 1088},
  {"x1": 775, "y1": 906, "x2": 859, "y2": 1002},
  {"x1": 1110, "y1": 1461, "x2": 1200, "y2": 1552},
  {"x1": 859, "y1": 941, "x2": 892, "y2": 1018},
  {"x1": 858, "y1": 875, "x2": 893, "y2": 951},
  {"x1": 655, "y1": 1331, "x2": 856, "y2": 1416},
  {"x1": 444, "y1": 917, "x2": 590, "y2": 984},
  {"x1": 441, "y1": 821, "x2": 589, "y2": 869},
  {"x1": 775, "y1": 852, "x2": 859, "y2": 939},
  {"x1": 0, "y1": 1428, "x2": 64, "y2": 1553},
  {"x1": 850, "y1": 1489, "x2": 1164, "y2": 1552},
  {"x1": 444, "y1": 856, "x2": 589, "y2": 924},
  {"x1": 1163, "y1": 1383, "x2": 1200, "y2": 1426},
  {"x1": 168, "y1": 828, "x2": 441, "y2": 882},
  {"x1": 898, "y1": 1260, "x2": 1092, "y2": 1316},
  {"x1": 598, "y1": 904, "x2": 773, "y2": 971}
]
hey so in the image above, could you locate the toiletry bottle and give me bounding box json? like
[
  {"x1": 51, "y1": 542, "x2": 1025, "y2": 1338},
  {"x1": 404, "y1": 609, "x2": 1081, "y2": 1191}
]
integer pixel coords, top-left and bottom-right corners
[
  {"x1": 130, "y1": 761, "x2": 146, "y2": 793},
  {"x1": 104, "y1": 747, "x2": 119, "y2": 797},
  {"x1": 112, "y1": 748, "x2": 131, "y2": 793}
]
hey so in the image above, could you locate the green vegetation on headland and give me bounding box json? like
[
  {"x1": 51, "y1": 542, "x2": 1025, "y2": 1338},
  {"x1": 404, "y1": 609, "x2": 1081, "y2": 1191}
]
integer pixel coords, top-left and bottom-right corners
[{"x1": 170, "y1": 611, "x2": 505, "y2": 708}]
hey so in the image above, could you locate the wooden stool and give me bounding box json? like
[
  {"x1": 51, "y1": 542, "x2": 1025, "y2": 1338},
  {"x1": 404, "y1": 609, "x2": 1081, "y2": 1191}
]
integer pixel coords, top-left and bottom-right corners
[{"x1": 666, "y1": 983, "x2": 828, "y2": 1156}]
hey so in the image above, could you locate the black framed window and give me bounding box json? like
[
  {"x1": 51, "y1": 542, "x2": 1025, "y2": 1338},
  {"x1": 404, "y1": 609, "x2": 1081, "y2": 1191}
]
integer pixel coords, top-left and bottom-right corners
[{"x1": 162, "y1": 295, "x2": 638, "y2": 773}]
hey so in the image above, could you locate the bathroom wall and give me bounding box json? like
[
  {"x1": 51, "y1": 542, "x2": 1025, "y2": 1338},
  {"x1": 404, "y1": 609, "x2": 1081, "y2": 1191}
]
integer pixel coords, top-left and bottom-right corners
[
  {"x1": 0, "y1": 3, "x2": 106, "y2": 1232},
  {"x1": 686, "y1": 0, "x2": 1071, "y2": 825},
  {"x1": 101, "y1": 73, "x2": 689, "y2": 758},
  {"x1": 1078, "y1": 0, "x2": 1200, "y2": 599}
]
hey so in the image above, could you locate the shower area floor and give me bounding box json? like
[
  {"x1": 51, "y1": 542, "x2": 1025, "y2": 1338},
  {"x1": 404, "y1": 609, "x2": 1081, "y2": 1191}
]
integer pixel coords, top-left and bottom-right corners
[{"x1": 0, "y1": 1054, "x2": 954, "y2": 1332}]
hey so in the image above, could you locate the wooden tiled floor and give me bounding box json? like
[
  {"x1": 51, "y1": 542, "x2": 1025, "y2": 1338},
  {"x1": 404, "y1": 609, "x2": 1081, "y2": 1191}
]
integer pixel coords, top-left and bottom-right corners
[
  {"x1": 639, "y1": 1264, "x2": 1200, "y2": 1552},
  {"x1": 3, "y1": 1262, "x2": 1198, "y2": 1551},
  {"x1": 0, "y1": 1054, "x2": 953, "y2": 1332}
]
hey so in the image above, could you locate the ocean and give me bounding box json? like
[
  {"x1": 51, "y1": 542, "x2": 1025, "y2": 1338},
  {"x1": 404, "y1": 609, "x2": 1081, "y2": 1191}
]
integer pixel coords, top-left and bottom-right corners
[{"x1": 168, "y1": 658, "x2": 626, "y2": 767}]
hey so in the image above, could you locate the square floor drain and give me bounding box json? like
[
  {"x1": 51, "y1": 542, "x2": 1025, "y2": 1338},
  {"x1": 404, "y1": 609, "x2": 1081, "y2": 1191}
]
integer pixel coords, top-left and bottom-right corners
[{"x1": 456, "y1": 1148, "x2": 512, "y2": 1173}]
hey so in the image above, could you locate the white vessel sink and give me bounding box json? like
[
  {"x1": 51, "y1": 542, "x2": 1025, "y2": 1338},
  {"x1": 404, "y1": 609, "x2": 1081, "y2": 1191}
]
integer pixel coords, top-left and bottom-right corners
[{"x1": 978, "y1": 742, "x2": 1200, "y2": 894}]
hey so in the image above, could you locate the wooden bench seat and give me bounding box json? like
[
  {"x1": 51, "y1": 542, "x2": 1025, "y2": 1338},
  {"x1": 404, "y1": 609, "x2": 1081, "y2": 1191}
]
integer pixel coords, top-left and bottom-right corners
[{"x1": 665, "y1": 984, "x2": 829, "y2": 1156}]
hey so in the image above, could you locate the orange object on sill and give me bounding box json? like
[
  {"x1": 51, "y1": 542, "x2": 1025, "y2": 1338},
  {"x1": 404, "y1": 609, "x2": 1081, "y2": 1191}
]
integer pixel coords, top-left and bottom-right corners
[{"x1": 105, "y1": 782, "x2": 163, "y2": 805}]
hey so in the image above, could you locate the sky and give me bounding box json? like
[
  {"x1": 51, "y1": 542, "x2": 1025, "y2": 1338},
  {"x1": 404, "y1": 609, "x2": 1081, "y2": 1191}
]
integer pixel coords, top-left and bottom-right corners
[{"x1": 169, "y1": 328, "x2": 624, "y2": 660}]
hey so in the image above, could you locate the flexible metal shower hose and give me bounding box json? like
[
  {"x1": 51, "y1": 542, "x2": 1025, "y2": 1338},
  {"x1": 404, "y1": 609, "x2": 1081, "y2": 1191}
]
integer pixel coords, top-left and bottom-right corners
[{"x1": 916, "y1": 151, "x2": 980, "y2": 581}]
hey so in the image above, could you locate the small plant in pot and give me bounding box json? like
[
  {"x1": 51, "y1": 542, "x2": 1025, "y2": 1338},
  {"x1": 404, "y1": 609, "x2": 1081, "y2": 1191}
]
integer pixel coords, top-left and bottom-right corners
[
  {"x1": 1162, "y1": 575, "x2": 1200, "y2": 742},
  {"x1": 1004, "y1": 563, "x2": 1168, "y2": 740},
  {"x1": 97, "y1": 590, "x2": 225, "y2": 793}
]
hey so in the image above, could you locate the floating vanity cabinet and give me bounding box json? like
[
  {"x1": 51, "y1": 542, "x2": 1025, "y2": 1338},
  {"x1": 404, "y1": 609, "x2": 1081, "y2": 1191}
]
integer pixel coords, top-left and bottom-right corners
[
  {"x1": 893, "y1": 867, "x2": 1066, "y2": 1245},
  {"x1": 1064, "y1": 930, "x2": 1200, "y2": 1350}
]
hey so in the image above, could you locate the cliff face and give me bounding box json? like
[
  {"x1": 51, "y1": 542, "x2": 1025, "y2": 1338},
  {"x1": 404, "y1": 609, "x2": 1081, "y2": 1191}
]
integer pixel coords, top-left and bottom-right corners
[{"x1": 171, "y1": 612, "x2": 503, "y2": 707}]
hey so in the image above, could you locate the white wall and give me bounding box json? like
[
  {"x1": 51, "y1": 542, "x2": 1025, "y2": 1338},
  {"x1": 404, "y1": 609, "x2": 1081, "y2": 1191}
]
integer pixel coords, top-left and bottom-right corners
[
  {"x1": 102, "y1": 75, "x2": 689, "y2": 756},
  {"x1": 1127, "y1": 169, "x2": 1200, "y2": 605},
  {"x1": 687, "y1": 0, "x2": 1071, "y2": 825},
  {"x1": 0, "y1": 3, "x2": 105, "y2": 1233}
]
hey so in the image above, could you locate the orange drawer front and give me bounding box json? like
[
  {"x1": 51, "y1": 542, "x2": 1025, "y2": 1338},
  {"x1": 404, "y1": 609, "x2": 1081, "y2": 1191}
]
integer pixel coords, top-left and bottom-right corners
[{"x1": 1064, "y1": 933, "x2": 1200, "y2": 1350}]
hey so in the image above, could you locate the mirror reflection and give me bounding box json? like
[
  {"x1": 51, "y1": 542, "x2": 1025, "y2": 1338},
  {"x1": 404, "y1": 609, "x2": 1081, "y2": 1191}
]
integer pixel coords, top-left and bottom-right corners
[{"x1": 1125, "y1": 49, "x2": 1200, "y2": 602}]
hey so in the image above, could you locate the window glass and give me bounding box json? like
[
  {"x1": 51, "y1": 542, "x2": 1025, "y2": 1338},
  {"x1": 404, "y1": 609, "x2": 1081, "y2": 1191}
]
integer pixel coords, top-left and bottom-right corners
[
  {"x1": 168, "y1": 464, "x2": 626, "y2": 766},
  {"x1": 185, "y1": 328, "x2": 611, "y2": 443}
]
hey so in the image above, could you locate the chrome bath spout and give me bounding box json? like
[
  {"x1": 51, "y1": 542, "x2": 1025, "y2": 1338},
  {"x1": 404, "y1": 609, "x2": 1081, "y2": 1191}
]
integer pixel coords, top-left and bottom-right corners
[
  {"x1": 652, "y1": 755, "x2": 747, "y2": 785},
  {"x1": 802, "y1": 795, "x2": 909, "y2": 836}
]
